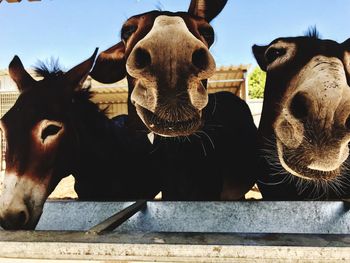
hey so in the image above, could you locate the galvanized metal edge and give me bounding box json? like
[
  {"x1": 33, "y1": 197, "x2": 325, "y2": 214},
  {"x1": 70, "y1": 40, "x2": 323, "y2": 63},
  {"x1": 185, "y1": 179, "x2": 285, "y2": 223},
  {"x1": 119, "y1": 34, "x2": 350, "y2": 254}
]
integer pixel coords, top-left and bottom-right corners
[{"x1": 0, "y1": 232, "x2": 350, "y2": 261}]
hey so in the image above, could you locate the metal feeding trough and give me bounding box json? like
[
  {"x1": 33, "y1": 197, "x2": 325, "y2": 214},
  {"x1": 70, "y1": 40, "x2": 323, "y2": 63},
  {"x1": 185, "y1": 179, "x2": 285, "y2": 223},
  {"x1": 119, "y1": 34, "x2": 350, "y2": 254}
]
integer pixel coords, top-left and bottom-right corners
[{"x1": 1, "y1": 201, "x2": 350, "y2": 262}]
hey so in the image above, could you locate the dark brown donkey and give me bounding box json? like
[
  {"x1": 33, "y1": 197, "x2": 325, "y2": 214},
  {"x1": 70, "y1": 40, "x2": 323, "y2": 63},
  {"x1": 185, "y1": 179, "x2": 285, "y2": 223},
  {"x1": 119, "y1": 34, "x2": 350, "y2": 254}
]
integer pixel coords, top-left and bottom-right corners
[
  {"x1": 90, "y1": 0, "x2": 259, "y2": 200},
  {"x1": 0, "y1": 51, "x2": 159, "y2": 230},
  {"x1": 253, "y1": 30, "x2": 350, "y2": 200}
]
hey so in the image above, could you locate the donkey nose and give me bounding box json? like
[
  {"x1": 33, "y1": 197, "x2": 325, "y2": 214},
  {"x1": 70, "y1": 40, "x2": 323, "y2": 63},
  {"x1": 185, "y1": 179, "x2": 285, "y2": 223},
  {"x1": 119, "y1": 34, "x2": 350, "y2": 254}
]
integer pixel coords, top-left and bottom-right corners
[
  {"x1": 134, "y1": 48, "x2": 152, "y2": 69},
  {"x1": 289, "y1": 92, "x2": 311, "y2": 120},
  {"x1": 0, "y1": 209, "x2": 29, "y2": 230}
]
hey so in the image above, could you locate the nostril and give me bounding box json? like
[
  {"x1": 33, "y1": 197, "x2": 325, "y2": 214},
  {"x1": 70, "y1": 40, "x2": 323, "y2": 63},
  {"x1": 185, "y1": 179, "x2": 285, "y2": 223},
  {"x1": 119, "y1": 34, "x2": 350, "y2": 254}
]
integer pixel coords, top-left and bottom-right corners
[
  {"x1": 17, "y1": 210, "x2": 28, "y2": 226},
  {"x1": 0, "y1": 210, "x2": 29, "y2": 230},
  {"x1": 345, "y1": 116, "x2": 350, "y2": 130},
  {"x1": 134, "y1": 48, "x2": 151, "y2": 69},
  {"x1": 289, "y1": 92, "x2": 310, "y2": 120},
  {"x1": 192, "y1": 48, "x2": 209, "y2": 70}
]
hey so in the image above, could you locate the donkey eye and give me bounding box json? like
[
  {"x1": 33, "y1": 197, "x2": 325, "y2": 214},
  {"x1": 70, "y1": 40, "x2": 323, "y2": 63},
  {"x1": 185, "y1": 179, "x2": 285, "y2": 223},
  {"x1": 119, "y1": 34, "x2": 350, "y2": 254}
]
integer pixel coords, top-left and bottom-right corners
[
  {"x1": 121, "y1": 25, "x2": 138, "y2": 41},
  {"x1": 198, "y1": 26, "x2": 214, "y2": 45},
  {"x1": 265, "y1": 48, "x2": 286, "y2": 64},
  {"x1": 41, "y1": 125, "x2": 62, "y2": 142}
]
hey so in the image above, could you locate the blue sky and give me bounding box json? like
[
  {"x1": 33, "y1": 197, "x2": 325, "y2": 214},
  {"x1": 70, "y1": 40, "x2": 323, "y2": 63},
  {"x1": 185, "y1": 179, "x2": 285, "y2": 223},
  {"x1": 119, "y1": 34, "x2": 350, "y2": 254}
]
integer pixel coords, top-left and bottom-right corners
[{"x1": 0, "y1": 0, "x2": 349, "y2": 70}]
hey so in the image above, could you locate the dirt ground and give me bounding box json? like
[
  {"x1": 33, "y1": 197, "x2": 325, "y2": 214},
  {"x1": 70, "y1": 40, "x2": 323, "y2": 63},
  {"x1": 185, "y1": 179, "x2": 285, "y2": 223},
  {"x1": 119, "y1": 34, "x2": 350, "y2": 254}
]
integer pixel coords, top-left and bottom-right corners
[
  {"x1": 49, "y1": 176, "x2": 262, "y2": 200},
  {"x1": 48, "y1": 175, "x2": 78, "y2": 199},
  {"x1": 50, "y1": 177, "x2": 262, "y2": 200}
]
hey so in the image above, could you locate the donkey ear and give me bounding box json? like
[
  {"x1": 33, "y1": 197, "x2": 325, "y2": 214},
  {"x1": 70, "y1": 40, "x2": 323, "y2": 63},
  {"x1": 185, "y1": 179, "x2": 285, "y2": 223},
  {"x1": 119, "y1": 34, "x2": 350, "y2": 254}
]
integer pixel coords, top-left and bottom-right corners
[
  {"x1": 252, "y1": 44, "x2": 268, "y2": 72},
  {"x1": 342, "y1": 38, "x2": 350, "y2": 49},
  {"x1": 9, "y1": 56, "x2": 36, "y2": 92},
  {"x1": 343, "y1": 39, "x2": 350, "y2": 84},
  {"x1": 188, "y1": 0, "x2": 228, "y2": 22},
  {"x1": 64, "y1": 48, "x2": 98, "y2": 88},
  {"x1": 89, "y1": 42, "x2": 127, "y2": 84}
]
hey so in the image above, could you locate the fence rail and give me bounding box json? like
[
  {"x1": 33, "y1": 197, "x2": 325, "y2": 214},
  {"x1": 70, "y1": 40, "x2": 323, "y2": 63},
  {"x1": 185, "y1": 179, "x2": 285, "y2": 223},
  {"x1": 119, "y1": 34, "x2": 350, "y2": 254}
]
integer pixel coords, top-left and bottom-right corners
[{"x1": 1, "y1": 201, "x2": 350, "y2": 262}]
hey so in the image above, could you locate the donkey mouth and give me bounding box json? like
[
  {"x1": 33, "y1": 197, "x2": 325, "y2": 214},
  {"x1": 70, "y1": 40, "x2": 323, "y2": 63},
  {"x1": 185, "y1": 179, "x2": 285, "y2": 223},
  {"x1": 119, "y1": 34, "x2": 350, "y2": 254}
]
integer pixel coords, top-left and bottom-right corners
[
  {"x1": 0, "y1": 217, "x2": 40, "y2": 230},
  {"x1": 135, "y1": 104, "x2": 202, "y2": 137},
  {"x1": 277, "y1": 141, "x2": 342, "y2": 181}
]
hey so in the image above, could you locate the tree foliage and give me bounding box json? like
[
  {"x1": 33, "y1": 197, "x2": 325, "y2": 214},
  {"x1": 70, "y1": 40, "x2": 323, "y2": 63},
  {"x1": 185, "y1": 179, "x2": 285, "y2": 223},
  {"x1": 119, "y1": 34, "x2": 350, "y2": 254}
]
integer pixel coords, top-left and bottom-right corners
[{"x1": 248, "y1": 67, "x2": 266, "y2": 99}]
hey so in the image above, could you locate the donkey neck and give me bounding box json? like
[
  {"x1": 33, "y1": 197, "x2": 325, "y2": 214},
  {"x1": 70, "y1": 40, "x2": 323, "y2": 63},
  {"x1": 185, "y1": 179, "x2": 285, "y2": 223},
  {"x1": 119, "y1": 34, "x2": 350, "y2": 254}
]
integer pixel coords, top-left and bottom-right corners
[
  {"x1": 69, "y1": 92, "x2": 160, "y2": 200},
  {"x1": 69, "y1": 93, "x2": 126, "y2": 169},
  {"x1": 70, "y1": 91, "x2": 154, "y2": 169}
]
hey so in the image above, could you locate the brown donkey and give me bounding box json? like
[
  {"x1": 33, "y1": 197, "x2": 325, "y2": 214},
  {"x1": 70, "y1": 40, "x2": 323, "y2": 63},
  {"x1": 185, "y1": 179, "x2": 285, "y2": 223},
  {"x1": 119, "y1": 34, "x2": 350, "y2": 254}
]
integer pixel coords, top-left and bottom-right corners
[
  {"x1": 90, "y1": 0, "x2": 227, "y2": 136},
  {"x1": 90, "y1": 0, "x2": 260, "y2": 200},
  {"x1": 253, "y1": 30, "x2": 350, "y2": 200},
  {"x1": 0, "y1": 51, "x2": 160, "y2": 230}
]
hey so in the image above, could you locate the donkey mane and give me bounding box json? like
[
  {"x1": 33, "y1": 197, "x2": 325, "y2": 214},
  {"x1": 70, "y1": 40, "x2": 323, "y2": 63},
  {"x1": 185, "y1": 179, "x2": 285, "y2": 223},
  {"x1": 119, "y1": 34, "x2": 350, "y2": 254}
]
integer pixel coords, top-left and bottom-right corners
[
  {"x1": 33, "y1": 59, "x2": 108, "y2": 125},
  {"x1": 34, "y1": 59, "x2": 98, "y2": 105},
  {"x1": 304, "y1": 26, "x2": 321, "y2": 39},
  {"x1": 34, "y1": 58, "x2": 64, "y2": 78}
]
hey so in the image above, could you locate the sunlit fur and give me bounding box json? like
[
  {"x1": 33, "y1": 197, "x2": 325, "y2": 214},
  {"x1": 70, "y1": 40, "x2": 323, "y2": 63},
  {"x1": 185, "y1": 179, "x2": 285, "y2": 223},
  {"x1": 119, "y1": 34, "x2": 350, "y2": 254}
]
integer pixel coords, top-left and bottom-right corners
[{"x1": 126, "y1": 15, "x2": 215, "y2": 136}]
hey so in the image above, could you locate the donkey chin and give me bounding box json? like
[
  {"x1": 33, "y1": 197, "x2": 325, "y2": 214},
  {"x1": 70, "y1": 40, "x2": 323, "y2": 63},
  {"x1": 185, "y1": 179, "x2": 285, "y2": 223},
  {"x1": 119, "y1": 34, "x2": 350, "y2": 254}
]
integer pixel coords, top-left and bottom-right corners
[
  {"x1": 276, "y1": 139, "x2": 349, "y2": 181},
  {"x1": 131, "y1": 80, "x2": 208, "y2": 137},
  {"x1": 136, "y1": 104, "x2": 203, "y2": 137}
]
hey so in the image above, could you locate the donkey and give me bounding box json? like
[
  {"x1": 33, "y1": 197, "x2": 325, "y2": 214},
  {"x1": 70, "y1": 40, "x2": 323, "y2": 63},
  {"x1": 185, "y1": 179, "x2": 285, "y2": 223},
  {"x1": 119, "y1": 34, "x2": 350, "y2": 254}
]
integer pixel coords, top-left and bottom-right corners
[
  {"x1": 90, "y1": 0, "x2": 259, "y2": 200},
  {"x1": 0, "y1": 50, "x2": 160, "y2": 230},
  {"x1": 253, "y1": 30, "x2": 350, "y2": 200}
]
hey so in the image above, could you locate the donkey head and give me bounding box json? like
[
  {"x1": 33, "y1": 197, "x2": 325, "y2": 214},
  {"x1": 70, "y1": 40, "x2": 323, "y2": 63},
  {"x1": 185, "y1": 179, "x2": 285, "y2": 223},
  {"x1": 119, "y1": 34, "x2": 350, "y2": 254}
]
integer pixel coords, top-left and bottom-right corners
[
  {"x1": 253, "y1": 32, "x2": 350, "y2": 182},
  {"x1": 0, "y1": 50, "x2": 97, "y2": 230},
  {"x1": 90, "y1": 0, "x2": 227, "y2": 137}
]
